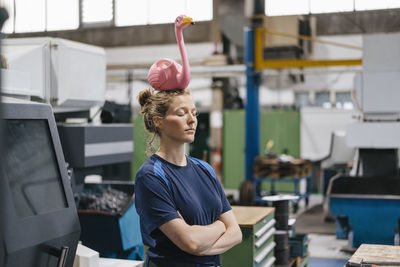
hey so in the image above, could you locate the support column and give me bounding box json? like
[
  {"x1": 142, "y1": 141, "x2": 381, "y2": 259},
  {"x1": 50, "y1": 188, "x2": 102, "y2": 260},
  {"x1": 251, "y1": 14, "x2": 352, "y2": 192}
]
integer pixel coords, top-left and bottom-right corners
[{"x1": 245, "y1": 26, "x2": 261, "y2": 181}]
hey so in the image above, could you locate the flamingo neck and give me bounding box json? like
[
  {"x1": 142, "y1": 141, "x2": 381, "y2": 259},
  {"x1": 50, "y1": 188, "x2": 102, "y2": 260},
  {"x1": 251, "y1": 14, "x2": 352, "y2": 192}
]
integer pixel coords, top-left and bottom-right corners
[{"x1": 175, "y1": 26, "x2": 190, "y2": 85}]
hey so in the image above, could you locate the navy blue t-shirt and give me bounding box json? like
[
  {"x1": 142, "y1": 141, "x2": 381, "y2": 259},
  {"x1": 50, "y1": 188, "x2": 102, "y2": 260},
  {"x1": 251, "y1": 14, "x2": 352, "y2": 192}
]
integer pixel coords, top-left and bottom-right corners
[{"x1": 134, "y1": 154, "x2": 231, "y2": 265}]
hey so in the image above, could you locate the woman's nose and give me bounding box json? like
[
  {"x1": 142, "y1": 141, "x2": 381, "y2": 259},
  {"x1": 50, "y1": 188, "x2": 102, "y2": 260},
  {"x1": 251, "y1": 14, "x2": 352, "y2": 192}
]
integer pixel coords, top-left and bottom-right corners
[{"x1": 187, "y1": 113, "x2": 197, "y2": 123}]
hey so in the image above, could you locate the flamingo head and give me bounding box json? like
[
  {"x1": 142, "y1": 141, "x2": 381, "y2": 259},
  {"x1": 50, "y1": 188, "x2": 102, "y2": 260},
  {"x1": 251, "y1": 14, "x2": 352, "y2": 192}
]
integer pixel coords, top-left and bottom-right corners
[{"x1": 175, "y1": 15, "x2": 194, "y2": 30}]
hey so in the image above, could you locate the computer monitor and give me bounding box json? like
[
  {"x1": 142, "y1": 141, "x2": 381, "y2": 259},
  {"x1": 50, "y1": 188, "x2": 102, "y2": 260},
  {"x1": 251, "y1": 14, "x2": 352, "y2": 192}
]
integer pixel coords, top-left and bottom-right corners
[{"x1": 0, "y1": 100, "x2": 80, "y2": 267}]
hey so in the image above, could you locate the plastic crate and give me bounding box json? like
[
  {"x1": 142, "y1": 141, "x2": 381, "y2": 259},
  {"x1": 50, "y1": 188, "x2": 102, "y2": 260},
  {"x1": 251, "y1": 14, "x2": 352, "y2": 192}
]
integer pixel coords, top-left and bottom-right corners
[{"x1": 289, "y1": 233, "x2": 308, "y2": 258}]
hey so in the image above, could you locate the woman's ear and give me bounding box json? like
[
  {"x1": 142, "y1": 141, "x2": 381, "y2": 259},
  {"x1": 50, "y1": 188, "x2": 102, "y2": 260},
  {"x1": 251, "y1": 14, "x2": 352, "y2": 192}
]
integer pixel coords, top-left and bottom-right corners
[{"x1": 153, "y1": 116, "x2": 163, "y2": 130}]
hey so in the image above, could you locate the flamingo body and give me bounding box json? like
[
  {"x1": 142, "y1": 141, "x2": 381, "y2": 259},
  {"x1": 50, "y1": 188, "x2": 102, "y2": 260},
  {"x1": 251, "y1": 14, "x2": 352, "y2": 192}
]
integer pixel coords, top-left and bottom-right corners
[
  {"x1": 147, "y1": 15, "x2": 193, "y2": 91},
  {"x1": 147, "y1": 58, "x2": 186, "y2": 90}
]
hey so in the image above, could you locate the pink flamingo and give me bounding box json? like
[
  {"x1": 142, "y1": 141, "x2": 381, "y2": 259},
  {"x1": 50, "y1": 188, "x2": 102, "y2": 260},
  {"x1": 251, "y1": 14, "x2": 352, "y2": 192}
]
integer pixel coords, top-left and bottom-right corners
[{"x1": 147, "y1": 15, "x2": 194, "y2": 91}]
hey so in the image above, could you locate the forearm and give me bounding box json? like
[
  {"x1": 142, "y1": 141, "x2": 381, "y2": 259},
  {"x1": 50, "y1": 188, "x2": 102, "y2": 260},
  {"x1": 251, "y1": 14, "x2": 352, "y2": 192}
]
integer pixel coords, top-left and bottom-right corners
[
  {"x1": 185, "y1": 220, "x2": 226, "y2": 254},
  {"x1": 197, "y1": 225, "x2": 242, "y2": 256}
]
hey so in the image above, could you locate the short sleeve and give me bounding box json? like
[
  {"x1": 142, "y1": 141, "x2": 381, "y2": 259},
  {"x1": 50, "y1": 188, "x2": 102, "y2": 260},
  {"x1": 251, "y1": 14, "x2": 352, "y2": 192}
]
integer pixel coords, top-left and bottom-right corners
[
  {"x1": 193, "y1": 158, "x2": 232, "y2": 215},
  {"x1": 199, "y1": 160, "x2": 232, "y2": 214},
  {"x1": 134, "y1": 172, "x2": 180, "y2": 237},
  {"x1": 215, "y1": 176, "x2": 232, "y2": 214}
]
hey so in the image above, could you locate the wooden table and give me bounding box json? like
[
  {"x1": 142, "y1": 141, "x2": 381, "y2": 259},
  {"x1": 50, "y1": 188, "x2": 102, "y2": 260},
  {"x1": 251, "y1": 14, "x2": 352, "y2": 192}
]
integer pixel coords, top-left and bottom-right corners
[
  {"x1": 348, "y1": 244, "x2": 400, "y2": 267},
  {"x1": 232, "y1": 206, "x2": 275, "y2": 227}
]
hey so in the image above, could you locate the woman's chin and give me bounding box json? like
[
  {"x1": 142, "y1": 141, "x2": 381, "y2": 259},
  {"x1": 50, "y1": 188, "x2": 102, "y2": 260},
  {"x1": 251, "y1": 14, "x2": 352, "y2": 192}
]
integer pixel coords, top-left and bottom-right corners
[{"x1": 184, "y1": 136, "x2": 195, "y2": 143}]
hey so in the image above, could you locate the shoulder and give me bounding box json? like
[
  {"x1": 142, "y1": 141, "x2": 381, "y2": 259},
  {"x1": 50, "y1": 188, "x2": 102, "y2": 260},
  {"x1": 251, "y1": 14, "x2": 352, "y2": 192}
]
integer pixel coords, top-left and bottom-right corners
[
  {"x1": 136, "y1": 155, "x2": 171, "y2": 189},
  {"x1": 136, "y1": 156, "x2": 156, "y2": 179},
  {"x1": 187, "y1": 156, "x2": 217, "y2": 180}
]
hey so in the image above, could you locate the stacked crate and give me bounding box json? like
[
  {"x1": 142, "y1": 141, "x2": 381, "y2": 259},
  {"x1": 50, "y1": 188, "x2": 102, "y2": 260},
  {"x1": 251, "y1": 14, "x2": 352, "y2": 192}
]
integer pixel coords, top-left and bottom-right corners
[{"x1": 254, "y1": 157, "x2": 311, "y2": 178}]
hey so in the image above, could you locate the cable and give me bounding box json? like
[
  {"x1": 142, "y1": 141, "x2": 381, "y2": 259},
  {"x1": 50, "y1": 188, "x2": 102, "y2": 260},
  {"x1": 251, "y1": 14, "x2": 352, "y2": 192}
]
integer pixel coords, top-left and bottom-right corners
[{"x1": 351, "y1": 89, "x2": 366, "y2": 121}]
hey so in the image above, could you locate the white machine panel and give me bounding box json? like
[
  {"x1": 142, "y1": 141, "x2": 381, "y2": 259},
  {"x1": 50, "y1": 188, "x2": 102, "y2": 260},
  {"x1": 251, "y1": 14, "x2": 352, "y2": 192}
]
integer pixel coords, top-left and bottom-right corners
[
  {"x1": 363, "y1": 33, "x2": 400, "y2": 72},
  {"x1": 2, "y1": 37, "x2": 106, "y2": 112},
  {"x1": 2, "y1": 69, "x2": 31, "y2": 96},
  {"x1": 353, "y1": 33, "x2": 400, "y2": 115},
  {"x1": 361, "y1": 71, "x2": 400, "y2": 114},
  {"x1": 347, "y1": 122, "x2": 400, "y2": 148},
  {"x1": 2, "y1": 41, "x2": 49, "y2": 98}
]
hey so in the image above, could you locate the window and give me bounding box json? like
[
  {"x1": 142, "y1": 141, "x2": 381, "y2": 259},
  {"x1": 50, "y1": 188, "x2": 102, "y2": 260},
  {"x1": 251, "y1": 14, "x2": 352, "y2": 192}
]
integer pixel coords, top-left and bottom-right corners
[
  {"x1": 116, "y1": 0, "x2": 212, "y2": 26},
  {"x1": 47, "y1": 0, "x2": 79, "y2": 31},
  {"x1": 115, "y1": 0, "x2": 148, "y2": 26},
  {"x1": 81, "y1": 0, "x2": 113, "y2": 25},
  {"x1": 335, "y1": 92, "x2": 353, "y2": 109},
  {"x1": 265, "y1": 0, "x2": 400, "y2": 16},
  {"x1": 355, "y1": 0, "x2": 400, "y2": 11},
  {"x1": 148, "y1": 0, "x2": 186, "y2": 24},
  {"x1": 315, "y1": 92, "x2": 330, "y2": 108},
  {"x1": 1, "y1": 0, "x2": 212, "y2": 33},
  {"x1": 187, "y1": 0, "x2": 213, "y2": 22},
  {"x1": 15, "y1": 0, "x2": 46, "y2": 33},
  {"x1": 295, "y1": 92, "x2": 310, "y2": 108},
  {"x1": 310, "y1": 0, "x2": 353, "y2": 14},
  {"x1": 265, "y1": 0, "x2": 309, "y2": 16}
]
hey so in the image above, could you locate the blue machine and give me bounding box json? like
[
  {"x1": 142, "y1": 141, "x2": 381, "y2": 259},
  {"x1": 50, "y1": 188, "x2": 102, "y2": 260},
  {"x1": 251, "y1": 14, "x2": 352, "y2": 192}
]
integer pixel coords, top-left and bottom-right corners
[
  {"x1": 329, "y1": 33, "x2": 400, "y2": 247},
  {"x1": 328, "y1": 176, "x2": 400, "y2": 247}
]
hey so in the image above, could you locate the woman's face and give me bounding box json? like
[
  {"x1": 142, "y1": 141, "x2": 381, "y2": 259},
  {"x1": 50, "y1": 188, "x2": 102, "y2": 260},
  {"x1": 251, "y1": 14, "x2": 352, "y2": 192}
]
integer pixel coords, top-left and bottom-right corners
[{"x1": 158, "y1": 94, "x2": 198, "y2": 144}]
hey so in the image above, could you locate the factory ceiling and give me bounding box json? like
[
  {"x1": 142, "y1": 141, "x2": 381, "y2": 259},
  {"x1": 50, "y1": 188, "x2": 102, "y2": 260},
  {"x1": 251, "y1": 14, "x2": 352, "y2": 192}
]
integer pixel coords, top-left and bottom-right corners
[{"x1": 6, "y1": 5, "x2": 400, "y2": 48}]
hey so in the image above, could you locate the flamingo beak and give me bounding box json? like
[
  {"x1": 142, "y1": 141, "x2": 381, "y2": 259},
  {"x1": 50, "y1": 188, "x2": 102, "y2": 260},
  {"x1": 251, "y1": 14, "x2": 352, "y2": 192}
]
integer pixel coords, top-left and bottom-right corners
[{"x1": 183, "y1": 16, "x2": 194, "y2": 25}]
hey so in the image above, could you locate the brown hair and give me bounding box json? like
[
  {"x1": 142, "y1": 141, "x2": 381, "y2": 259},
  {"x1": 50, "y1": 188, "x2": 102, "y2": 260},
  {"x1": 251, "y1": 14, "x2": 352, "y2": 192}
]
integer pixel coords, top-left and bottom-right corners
[{"x1": 138, "y1": 88, "x2": 190, "y2": 154}]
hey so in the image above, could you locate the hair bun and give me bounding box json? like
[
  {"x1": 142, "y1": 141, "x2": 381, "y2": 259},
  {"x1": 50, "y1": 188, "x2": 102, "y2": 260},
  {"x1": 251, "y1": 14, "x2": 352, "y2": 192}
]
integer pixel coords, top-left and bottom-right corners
[{"x1": 138, "y1": 88, "x2": 153, "y2": 107}]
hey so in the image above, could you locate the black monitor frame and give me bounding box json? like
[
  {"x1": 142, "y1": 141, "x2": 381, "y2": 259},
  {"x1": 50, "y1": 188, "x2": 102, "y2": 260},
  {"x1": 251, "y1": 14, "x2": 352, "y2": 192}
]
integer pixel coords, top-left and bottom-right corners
[{"x1": 0, "y1": 101, "x2": 80, "y2": 267}]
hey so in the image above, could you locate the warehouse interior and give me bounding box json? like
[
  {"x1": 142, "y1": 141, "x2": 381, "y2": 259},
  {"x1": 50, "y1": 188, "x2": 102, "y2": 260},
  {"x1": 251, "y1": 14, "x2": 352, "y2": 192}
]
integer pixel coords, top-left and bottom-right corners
[{"x1": 1, "y1": 0, "x2": 400, "y2": 267}]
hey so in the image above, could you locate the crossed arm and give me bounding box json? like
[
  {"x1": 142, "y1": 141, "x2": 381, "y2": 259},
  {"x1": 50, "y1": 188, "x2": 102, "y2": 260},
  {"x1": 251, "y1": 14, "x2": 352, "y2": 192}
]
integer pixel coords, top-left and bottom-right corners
[{"x1": 159, "y1": 210, "x2": 242, "y2": 256}]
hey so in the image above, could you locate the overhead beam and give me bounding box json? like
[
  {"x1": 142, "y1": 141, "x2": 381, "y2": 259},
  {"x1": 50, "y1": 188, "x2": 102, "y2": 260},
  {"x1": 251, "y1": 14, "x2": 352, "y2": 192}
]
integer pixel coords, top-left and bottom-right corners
[{"x1": 254, "y1": 27, "x2": 362, "y2": 71}]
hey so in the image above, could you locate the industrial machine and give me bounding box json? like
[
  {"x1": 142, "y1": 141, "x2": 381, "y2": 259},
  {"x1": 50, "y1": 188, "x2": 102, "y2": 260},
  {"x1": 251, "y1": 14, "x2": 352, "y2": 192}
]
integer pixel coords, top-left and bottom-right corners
[
  {"x1": 328, "y1": 33, "x2": 400, "y2": 247},
  {"x1": 1, "y1": 37, "x2": 141, "y2": 262},
  {"x1": 2, "y1": 36, "x2": 134, "y2": 199},
  {"x1": 0, "y1": 99, "x2": 81, "y2": 267}
]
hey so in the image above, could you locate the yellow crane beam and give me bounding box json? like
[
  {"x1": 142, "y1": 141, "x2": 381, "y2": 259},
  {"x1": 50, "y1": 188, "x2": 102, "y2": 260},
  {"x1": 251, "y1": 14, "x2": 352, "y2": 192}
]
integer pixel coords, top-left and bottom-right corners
[{"x1": 254, "y1": 27, "x2": 362, "y2": 71}]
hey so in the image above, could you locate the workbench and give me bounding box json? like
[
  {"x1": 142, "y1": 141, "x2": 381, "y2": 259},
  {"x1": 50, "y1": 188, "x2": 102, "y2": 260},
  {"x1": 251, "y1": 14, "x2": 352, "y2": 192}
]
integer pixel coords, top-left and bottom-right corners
[
  {"x1": 220, "y1": 206, "x2": 275, "y2": 267},
  {"x1": 347, "y1": 244, "x2": 400, "y2": 267}
]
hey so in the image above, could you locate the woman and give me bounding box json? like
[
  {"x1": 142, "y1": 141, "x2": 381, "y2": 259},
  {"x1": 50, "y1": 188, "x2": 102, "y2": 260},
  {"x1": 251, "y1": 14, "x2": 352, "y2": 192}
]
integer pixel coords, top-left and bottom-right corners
[{"x1": 134, "y1": 88, "x2": 242, "y2": 267}]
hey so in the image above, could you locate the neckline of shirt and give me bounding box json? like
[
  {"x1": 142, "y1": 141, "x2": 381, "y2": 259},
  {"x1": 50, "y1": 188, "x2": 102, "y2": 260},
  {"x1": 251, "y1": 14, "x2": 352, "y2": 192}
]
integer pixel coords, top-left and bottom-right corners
[{"x1": 152, "y1": 153, "x2": 191, "y2": 169}]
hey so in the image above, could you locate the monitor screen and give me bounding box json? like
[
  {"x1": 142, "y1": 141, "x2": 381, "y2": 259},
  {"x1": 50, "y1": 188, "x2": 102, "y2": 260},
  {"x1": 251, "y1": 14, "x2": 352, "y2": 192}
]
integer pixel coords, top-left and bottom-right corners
[{"x1": 3, "y1": 119, "x2": 67, "y2": 218}]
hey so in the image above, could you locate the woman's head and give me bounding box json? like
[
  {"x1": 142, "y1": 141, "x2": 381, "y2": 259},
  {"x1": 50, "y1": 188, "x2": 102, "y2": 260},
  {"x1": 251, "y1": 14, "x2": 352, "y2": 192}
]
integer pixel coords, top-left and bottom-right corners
[{"x1": 138, "y1": 88, "x2": 197, "y2": 152}]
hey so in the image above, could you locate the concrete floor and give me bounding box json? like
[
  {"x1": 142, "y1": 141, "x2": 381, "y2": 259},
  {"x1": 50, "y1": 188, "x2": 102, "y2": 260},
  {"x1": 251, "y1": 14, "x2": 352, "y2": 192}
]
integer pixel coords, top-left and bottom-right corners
[{"x1": 293, "y1": 194, "x2": 353, "y2": 267}]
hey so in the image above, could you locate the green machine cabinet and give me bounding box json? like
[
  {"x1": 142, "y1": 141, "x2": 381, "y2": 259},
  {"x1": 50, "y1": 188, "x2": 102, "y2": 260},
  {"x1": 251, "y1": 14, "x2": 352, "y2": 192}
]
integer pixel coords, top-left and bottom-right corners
[{"x1": 221, "y1": 206, "x2": 276, "y2": 267}]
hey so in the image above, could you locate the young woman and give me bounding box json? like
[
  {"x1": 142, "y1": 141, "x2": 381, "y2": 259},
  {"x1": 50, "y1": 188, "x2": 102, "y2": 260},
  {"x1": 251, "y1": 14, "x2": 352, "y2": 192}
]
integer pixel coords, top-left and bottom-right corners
[{"x1": 135, "y1": 88, "x2": 242, "y2": 267}]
